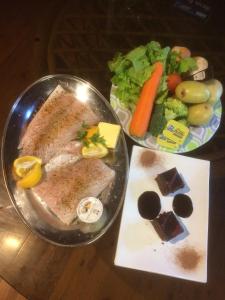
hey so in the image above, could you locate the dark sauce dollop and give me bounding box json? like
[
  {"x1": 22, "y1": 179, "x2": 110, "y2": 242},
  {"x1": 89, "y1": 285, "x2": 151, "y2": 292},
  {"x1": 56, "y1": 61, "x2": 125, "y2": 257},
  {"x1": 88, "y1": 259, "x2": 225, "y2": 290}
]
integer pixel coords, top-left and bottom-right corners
[
  {"x1": 138, "y1": 191, "x2": 161, "y2": 220},
  {"x1": 173, "y1": 194, "x2": 193, "y2": 218}
]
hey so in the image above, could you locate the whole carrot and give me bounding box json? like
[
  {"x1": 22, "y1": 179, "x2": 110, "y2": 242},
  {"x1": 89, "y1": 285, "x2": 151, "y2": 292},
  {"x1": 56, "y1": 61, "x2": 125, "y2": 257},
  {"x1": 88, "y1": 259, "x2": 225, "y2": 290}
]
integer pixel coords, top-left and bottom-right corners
[{"x1": 129, "y1": 61, "x2": 164, "y2": 137}]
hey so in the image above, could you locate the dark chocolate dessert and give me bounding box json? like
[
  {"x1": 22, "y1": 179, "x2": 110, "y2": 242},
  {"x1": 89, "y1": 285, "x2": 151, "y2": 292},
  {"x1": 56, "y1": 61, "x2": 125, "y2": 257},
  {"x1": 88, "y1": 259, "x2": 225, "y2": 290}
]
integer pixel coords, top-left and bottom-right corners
[
  {"x1": 155, "y1": 167, "x2": 184, "y2": 196},
  {"x1": 173, "y1": 194, "x2": 193, "y2": 218},
  {"x1": 138, "y1": 191, "x2": 161, "y2": 220},
  {"x1": 151, "y1": 211, "x2": 184, "y2": 241}
]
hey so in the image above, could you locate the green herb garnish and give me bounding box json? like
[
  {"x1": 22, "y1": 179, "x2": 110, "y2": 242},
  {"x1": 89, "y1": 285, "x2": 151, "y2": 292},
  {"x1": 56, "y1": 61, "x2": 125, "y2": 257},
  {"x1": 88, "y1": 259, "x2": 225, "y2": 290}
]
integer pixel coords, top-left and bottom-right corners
[
  {"x1": 90, "y1": 133, "x2": 107, "y2": 146},
  {"x1": 76, "y1": 129, "x2": 88, "y2": 141},
  {"x1": 76, "y1": 122, "x2": 89, "y2": 143},
  {"x1": 76, "y1": 123, "x2": 106, "y2": 147}
]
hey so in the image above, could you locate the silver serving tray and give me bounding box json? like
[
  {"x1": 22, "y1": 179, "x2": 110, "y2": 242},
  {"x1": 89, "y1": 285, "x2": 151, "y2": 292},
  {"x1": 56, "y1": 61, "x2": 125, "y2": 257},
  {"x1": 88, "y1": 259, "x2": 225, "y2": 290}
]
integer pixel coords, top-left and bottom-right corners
[{"x1": 1, "y1": 75, "x2": 129, "y2": 246}]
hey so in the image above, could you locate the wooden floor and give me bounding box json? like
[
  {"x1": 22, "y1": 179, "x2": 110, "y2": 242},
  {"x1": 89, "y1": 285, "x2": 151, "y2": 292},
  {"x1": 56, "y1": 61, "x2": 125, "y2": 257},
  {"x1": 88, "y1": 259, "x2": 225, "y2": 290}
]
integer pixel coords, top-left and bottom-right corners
[
  {"x1": 0, "y1": 2, "x2": 50, "y2": 299},
  {"x1": 0, "y1": 278, "x2": 27, "y2": 300}
]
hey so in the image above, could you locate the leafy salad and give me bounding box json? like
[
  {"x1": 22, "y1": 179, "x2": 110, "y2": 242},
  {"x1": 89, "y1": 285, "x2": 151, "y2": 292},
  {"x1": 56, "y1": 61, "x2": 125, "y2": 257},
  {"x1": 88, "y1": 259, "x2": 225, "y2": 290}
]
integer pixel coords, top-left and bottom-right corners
[{"x1": 108, "y1": 41, "x2": 197, "y2": 137}]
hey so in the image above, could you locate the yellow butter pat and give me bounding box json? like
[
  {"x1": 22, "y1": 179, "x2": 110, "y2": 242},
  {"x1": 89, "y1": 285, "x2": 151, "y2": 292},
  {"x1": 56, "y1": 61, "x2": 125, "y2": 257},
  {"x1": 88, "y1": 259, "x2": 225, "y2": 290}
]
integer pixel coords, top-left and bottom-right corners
[
  {"x1": 163, "y1": 120, "x2": 189, "y2": 145},
  {"x1": 157, "y1": 134, "x2": 179, "y2": 150},
  {"x1": 98, "y1": 122, "x2": 121, "y2": 149}
]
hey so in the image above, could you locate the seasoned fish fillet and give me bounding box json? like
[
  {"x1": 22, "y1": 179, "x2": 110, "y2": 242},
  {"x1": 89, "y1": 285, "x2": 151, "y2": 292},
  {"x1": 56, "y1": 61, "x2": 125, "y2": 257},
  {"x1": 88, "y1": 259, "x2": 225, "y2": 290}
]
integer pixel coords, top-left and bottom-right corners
[
  {"x1": 44, "y1": 141, "x2": 82, "y2": 172},
  {"x1": 33, "y1": 158, "x2": 115, "y2": 225},
  {"x1": 20, "y1": 85, "x2": 99, "y2": 163}
]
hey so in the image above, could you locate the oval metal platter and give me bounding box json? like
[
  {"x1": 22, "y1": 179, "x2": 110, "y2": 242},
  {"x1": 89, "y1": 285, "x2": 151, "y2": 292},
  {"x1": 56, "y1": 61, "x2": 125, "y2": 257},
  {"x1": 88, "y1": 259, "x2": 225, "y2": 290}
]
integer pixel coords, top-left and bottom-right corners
[{"x1": 1, "y1": 75, "x2": 129, "y2": 246}]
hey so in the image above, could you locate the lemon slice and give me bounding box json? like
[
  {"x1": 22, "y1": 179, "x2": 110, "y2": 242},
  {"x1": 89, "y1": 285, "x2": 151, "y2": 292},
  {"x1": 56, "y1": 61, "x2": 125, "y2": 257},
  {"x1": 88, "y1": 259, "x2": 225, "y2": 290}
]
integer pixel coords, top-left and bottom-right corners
[
  {"x1": 13, "y1": 156, "x2": 42, "y2": 177},
  {"x1": 82, "y1": 143, "x2": 108, "y2": 158},
  {"x1": 17, "y1": 163, "x2": 42, "y2": 188}
]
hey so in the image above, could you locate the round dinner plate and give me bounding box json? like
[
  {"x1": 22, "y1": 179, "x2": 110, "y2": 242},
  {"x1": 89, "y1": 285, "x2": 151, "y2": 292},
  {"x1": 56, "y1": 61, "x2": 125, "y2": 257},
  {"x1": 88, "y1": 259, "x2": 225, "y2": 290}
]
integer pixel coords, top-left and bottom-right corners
[
  {"x1": 1, "y1": 75, "x2": 129, "y2": 247},
  {"x1": 110, "y1": 85, "x2": 222, "y2": 153}
]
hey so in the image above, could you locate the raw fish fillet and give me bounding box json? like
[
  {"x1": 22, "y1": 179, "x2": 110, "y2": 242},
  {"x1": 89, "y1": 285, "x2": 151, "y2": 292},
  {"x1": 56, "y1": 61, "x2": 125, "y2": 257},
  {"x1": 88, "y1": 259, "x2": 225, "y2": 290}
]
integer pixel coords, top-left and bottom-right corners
[
  {"x1": 33, "y1": 158, "x2": 115, "y2": 225},
  {"x1": 19, "y1": 85, "x2": 99, "y2": 163},
  {"x1": 45, "y1": 141, "x2": 82, "y2": 172}
]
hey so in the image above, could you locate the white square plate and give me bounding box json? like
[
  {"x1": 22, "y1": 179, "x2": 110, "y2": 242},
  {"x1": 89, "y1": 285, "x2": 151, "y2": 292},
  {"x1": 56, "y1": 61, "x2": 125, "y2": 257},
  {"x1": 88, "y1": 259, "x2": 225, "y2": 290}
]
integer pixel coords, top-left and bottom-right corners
[{"x1": 114, "y1": 145, "x2": 210, "y2": 282}]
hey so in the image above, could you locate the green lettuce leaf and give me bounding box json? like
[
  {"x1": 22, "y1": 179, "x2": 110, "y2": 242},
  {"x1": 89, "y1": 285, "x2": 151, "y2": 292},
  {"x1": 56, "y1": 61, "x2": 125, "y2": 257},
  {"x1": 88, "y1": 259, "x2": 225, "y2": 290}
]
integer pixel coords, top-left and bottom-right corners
[
  {"x1": 178, "y1": 57, "x2": 197, "y2": 73},
  {"x1": 127, "y1": 65, "x2": 153, "y2": 86},
  {"x1": 108, "y1": 53, "x2": 131, "y2": 74},
  {"x1": 146, "y1": 41, "x2": 170, "y2": 66}
]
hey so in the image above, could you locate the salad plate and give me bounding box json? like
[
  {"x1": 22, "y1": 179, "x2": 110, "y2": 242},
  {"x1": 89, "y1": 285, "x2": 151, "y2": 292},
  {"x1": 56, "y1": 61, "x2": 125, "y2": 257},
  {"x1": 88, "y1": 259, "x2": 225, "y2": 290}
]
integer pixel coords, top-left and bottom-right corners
[
  {"x1": 110, "y1": 87, "x2": 222, "y2": 153},
  {"x1": 114, "y1": 145, "x2": 210, "y2": 282},
  {"x1": 109, "y1": 41, "x2": 222, "y2": 153}
]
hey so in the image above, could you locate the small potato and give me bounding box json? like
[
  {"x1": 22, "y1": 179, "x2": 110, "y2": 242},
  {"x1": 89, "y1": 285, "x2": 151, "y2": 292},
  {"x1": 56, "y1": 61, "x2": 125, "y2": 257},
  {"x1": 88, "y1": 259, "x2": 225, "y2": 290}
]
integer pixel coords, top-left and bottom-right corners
[
  {"x1": 205, "y1": 79, "x2": 223, "y2": 105},
  {"x1": 188, "y1": 103, "x2": 213, "y2": 126},
  {"x1": 175, "y1": 81, "x2": 210, "y2": 104}
]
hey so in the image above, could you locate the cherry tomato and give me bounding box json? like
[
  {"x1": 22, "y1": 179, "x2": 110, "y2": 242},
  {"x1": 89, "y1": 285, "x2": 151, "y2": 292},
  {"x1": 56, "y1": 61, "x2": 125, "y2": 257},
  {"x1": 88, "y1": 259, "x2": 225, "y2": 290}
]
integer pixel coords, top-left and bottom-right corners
[{"x1": 167, "y1": 73, "x2": 182, "y2": 93}]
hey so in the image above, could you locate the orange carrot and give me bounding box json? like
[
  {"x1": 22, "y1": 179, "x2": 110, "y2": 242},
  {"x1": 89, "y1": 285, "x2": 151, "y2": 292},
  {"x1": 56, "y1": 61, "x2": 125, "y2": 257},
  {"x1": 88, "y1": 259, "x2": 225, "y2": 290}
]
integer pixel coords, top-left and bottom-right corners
[{"x1": 129, "y1": 61, "x2": 164, "y2": 137}]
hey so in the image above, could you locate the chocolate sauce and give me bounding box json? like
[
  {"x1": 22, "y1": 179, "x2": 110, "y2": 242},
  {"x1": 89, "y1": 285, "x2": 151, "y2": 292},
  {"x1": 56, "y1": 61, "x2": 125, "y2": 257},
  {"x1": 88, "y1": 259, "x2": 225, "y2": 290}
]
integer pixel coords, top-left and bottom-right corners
[
  {"x1": 138, "y1": 191, "x2": 161, "y2": 220},
  {"x1": 173, "y1": 194, "x2": 193, "y2": 218}
]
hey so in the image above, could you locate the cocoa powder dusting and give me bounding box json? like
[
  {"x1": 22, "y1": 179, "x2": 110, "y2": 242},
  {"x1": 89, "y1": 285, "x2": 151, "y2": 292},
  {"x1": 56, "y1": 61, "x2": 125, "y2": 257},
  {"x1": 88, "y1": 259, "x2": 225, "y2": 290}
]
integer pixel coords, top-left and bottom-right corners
[
  {"x1": 140, "y1": 150, "x2": 157, "y2": 168},
  {"x1": 176, "y1": 247, "x2": 201, "y2": 270}
]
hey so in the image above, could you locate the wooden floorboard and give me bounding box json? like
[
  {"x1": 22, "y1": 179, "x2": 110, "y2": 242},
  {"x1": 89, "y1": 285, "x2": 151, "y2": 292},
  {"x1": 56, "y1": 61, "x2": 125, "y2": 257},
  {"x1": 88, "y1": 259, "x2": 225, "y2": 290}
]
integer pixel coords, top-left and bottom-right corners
[{"x1": 0, "y1": 278, "x2": 27, "y2": 300}]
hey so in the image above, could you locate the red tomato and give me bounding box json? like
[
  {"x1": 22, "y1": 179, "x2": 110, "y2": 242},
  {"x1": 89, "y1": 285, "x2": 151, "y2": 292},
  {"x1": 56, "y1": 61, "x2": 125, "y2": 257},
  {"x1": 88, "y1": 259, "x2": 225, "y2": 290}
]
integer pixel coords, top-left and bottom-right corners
[{"x1": 167, "y1": 73, "x2": 182, "y2": 93}]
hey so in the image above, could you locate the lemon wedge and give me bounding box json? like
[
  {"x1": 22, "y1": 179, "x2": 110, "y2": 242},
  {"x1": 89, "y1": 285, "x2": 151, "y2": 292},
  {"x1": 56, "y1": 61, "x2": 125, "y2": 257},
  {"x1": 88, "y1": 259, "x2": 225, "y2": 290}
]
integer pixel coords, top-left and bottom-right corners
[
  {"x1": 82, "y1": 143, "x2": 108, "y2": 159},
  {"x1": 17, "y1": 163, "x2": 42, "y2": 188},
  {"x1": 13, "y1": 156, "x2": 42, "y2": 177}
]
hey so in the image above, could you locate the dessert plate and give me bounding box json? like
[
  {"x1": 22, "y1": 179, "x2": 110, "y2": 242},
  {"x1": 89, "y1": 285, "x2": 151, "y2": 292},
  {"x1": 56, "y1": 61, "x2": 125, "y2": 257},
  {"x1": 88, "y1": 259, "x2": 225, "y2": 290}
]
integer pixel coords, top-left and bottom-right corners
[{"x1": 114, "y1": 145, "x2": 210, "y2": 282}]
